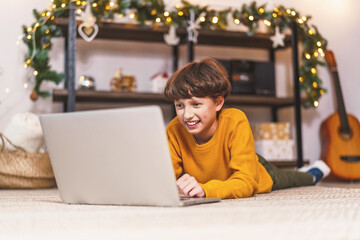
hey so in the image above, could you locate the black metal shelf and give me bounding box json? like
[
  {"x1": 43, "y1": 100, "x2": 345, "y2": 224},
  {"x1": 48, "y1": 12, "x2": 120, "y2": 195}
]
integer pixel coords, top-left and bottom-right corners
[{"x1": 57, "y1": 7, "x2": 304, "y2": 168}]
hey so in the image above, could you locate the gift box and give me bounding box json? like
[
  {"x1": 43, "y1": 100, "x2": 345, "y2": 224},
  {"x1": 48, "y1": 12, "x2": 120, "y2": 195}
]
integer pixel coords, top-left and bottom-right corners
[
  {"x1": 255, "y1": 140, "x2": 294, "y2": 161},
  {"x1": 251, "y1": 122, "x2": 290, "y2": 140}
]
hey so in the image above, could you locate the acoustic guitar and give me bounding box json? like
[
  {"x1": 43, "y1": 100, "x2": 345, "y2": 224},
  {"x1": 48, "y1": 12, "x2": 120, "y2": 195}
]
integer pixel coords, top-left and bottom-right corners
[{"x1": 320, "y1": 50, "x2": 360, "y2": 180}]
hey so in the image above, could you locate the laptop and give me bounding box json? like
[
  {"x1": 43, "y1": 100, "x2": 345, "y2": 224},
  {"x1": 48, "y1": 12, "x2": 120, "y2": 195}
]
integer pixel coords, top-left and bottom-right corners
[{"x1": 40, "y1": 106, "x2": 221, "y2": 207}]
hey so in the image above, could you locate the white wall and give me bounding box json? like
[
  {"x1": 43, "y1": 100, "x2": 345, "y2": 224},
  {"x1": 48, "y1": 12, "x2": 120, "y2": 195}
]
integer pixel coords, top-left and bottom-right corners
[{"x1": 1, "y1": 0, "x2": 359, "y2": 162}]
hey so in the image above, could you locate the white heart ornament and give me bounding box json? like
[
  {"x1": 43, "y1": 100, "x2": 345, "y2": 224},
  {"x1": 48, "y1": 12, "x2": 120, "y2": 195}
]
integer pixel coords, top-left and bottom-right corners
[{"x1": 78, "y1": 23, "x2": 99, "y2": 42}]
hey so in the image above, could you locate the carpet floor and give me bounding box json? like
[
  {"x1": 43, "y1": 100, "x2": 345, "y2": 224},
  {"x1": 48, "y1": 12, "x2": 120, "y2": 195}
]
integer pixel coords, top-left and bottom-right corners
[{"x1": 0, "y1": 185, "x2": 359, "y2": 240}]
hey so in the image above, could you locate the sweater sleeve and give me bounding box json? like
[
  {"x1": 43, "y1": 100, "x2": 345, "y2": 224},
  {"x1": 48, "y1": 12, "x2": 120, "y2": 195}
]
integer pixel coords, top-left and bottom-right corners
[
  {"x1": 199, "y1": 115, "x2": 260, "y2": 199},
  {"x1": 166, "y1": 125, "x2": 183, "y2": 179}
]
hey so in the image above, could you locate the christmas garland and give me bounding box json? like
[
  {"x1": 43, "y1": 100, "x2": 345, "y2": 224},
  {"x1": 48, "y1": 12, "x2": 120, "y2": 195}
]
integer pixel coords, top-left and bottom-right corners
[{"x1": 23, "y1": 0, "x2": 327, "y2": 108}]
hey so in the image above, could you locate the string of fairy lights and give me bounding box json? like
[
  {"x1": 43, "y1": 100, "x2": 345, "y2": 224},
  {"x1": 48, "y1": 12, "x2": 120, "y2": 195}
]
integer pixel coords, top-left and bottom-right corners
[{"x1": 18, "y1": 0, "x2": 327, "y2": 108}]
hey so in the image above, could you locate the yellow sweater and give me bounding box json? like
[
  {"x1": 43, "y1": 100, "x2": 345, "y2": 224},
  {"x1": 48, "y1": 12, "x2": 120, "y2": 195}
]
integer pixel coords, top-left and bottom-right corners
[{"x1": 166, "y1": 108, "x2": 273, "y2": 199}]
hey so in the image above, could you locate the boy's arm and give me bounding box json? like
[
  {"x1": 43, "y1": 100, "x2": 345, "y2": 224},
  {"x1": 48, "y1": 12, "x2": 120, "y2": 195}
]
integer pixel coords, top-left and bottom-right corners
[{"x1": 200, "y1": 118, "x2": 263, "y2": 199}]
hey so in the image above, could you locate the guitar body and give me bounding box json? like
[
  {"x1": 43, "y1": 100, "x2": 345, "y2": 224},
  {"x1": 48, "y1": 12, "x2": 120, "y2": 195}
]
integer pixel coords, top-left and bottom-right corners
[{"x1": 320, "y1": 113, "x2": 360, "y2": 180}]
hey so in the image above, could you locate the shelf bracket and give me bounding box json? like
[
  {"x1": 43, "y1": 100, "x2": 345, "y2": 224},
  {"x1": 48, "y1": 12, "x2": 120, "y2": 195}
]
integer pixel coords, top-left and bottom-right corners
[
  {"x1": 291, "y1": 21, "x2": 304, "y2": 168},
  {"x1": 66, "y1": 1, "x2": 77, "y2": 112}
]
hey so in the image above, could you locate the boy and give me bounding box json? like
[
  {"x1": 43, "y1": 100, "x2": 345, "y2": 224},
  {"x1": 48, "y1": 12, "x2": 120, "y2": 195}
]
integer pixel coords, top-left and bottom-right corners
[{"x1": 164, "y1": 57, "x2": 330, "y2": 199}]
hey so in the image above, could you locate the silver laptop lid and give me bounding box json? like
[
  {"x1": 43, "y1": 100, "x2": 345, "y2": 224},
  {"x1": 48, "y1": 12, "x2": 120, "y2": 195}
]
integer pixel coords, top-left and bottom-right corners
[{"x1": 40, "y1": 106, "x2": 182, "y2": 206}]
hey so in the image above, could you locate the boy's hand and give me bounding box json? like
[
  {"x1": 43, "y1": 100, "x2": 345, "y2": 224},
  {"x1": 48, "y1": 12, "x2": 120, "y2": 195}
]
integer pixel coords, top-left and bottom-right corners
[{"x1": 176, "y1": 174, "x2": 205, "y2": 197}]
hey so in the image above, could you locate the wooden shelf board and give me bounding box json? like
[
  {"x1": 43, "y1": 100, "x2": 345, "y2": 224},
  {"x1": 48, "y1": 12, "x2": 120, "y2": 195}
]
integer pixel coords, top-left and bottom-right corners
[
  {"x1": 55, "y1": 18, "x2": 291, "y2": 49},
  {"x1": 52, "y1": 89, "x2": 298, "y2": 108}
]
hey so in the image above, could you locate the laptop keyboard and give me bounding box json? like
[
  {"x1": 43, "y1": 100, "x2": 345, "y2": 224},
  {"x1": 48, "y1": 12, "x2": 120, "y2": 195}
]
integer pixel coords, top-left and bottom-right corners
[
  {"x1": 180, "y1": 195, "x2": 192, "y2": 200},
  {"x1": 179, "y1": 194, "x2": 201, "y2": 201}
]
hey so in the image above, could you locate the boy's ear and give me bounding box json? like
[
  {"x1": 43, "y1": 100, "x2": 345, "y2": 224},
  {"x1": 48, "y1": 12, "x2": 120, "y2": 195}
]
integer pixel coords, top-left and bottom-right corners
[{"x1": 215, "y1": 96, "x2": 225, "y2": 111}]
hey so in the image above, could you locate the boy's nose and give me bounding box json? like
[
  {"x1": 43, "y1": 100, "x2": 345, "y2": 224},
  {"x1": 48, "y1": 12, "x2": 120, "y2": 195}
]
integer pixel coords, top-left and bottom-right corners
[{"x1": 183, "y1": 107, "x2": 194, "y2": 119}]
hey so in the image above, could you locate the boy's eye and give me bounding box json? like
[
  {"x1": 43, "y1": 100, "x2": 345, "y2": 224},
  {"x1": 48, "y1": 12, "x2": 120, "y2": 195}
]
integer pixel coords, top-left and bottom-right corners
[
  {"x1": 193, "y1": 103, "x2": 201, "y2": 107},
  {"x1": 175, "y1": 104, "x2": 184, "y2": 108}
]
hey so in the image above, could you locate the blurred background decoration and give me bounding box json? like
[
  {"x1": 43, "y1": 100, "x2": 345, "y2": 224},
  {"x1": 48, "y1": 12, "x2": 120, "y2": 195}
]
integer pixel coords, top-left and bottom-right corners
[{"x1": 22, "y1": 0, "x2": 327, "y2": 107}]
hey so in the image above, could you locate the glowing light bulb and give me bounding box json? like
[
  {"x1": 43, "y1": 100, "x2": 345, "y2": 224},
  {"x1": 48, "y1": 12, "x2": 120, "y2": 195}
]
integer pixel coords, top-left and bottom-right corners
[
  {"x1": 33, "y1": 70, "x2": 38, "y2": 76},
  {"x1": 151, "y1": 9, "x2": 156, "y2": 15},
  {"x1": 264, "y1": 20, "x2": 271, "y2": 26},
  {"x1": 200, "y1": 16, "x2": 206, "y2": 22},
  {"x1": 45, "y1": 30, "x2": 50, "y2": 34},
  {"x1": 291, "y1": 11, "x2": 296, "y2": 16},
  {"x1": 298, "y1": 19, "x2": 303, "y2": 24},
  {"x1": 305, "y1": 53, "x2": 311, "y2": 59},
  {"x1": 166, "y1": 17, "x2": 172, "y2": 23},
  {"x1": 155, "y1": 17, "x2": 161, "y2": 23},
  {"x1": 308, "y1": 29, "x2": 313, "y2": 35},
  {"x1": 61, "y1": 3, "x2": 66, "y2": 8},
  {"x1": 164, "y1": 12, "x2": 169, "y2": 17},
  {"x1": 299, "y1": 77, "x2": 304, "y2": 82},
  {"x1": 109, "y1": 1, "x2": 115, "y2": 7},
  {"x1": 178, "y1": 11, "x2": 183, "y2": 16},
  {"x1": 313, "y1": 82, "x2": 318, "y2": 88},
  {"x1": 317, "y1": 41, "x2": 322, "y2": 47},
  {"x1": 212, "y1": 16, "x2": 219, "y2": 23},
  {"x1": 302, "y1": 16, "x2": 307, "y2": 21},
  {"x1": 259, "y1": 8, "x2": 264, "y2": 14},
  {"x1": 311, "y1": 68, "x2": 317, "y2": 74},
  {"x1": 272, "y1": 13, "x2": 277, "y2": 18},
  {"x1": 27, "y1": 27, "x2": 32, "y2": 32},
  {"x1": 92, "y1": 3, "x2": 97, "y2": 7},
  {"x1": 314, "y1": 101, "x2": 319, "y2": 107},
  {"x1": 129, "y1": 13, "x2": 135, "y2": 19},
  {"x1": 24, "y1": 83, "x2": 28, "y2": 88},
  {"x1": 27, "y1": 35, "x2": 32, "y2": 40},
  {"x1": 314, "y1": 52, "x2": 319, "y2": 57},
  {"x1": 286, "y1": 9, "x2": 291, "y2": 14},
  {"x1": 249, "y1": 15, "x2": 254, "y2": 21},
  {"x1": 234, "y1": 19, "x2": 240, "y2": 24}
]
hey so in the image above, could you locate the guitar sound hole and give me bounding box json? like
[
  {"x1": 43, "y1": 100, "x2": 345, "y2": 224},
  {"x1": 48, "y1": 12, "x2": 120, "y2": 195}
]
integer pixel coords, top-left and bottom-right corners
[{"x1": 340, "y1": 156, "x2": 360, "y2": 163}]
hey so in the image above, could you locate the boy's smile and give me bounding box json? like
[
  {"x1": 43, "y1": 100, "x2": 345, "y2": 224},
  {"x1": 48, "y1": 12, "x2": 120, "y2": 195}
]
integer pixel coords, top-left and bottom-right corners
[{"x1": 174, "y1": 96, "x2": 224, "y2": 145}]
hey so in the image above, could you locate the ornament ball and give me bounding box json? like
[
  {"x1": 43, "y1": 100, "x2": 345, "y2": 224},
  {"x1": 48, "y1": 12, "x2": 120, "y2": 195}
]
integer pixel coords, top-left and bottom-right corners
[{"x1": 30, "y1": 91, "x2": 38, "y2": 101}]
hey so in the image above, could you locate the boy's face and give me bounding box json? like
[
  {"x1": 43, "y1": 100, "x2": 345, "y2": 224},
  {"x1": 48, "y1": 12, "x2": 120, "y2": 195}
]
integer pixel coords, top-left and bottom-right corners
[{"x1": 174, "y1": 96, "x2": 224, "y2": 144}]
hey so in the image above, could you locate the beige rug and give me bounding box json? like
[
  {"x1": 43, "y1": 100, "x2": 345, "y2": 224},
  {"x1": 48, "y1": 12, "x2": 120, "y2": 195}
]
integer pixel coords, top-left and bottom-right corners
[{"x1": 0, "y1": 186, "x2": 359, "y2": 240}]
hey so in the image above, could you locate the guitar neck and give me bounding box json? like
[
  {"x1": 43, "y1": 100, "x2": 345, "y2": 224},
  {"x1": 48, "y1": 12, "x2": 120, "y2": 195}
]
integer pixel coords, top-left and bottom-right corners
[
  {"x1": 325, "y1": 50, "x2": 351, "y2": 134},
  {"x1": 331, "y1": 69, "x2": 351, "y2": 133}
]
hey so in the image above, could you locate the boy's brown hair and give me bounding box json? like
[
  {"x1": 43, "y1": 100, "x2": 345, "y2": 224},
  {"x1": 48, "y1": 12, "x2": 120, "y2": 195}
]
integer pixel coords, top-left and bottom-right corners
[{"x1": 164, "y1": 57, "x2": 232, "y2": 101}]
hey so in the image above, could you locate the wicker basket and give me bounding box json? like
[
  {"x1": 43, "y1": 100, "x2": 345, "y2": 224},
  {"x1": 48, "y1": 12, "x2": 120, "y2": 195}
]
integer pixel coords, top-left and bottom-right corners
[{"x1": 0, "y1": 133, "x2": 56, "y2": 188}]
